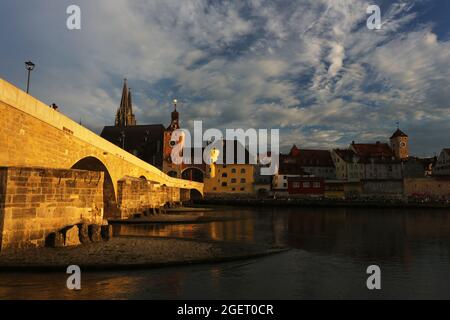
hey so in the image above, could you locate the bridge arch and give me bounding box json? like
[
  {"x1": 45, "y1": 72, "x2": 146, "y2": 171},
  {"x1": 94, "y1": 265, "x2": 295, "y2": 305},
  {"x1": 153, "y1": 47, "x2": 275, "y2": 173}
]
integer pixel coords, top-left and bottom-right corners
[
  {"x1": 71, "y1": 156, "x2": 119, "y2": 218},
  {"x1": 190, "y1": 189, "x2": 203, "y2": 200},
  {"x1": 181, "y1": 167, "x2": 205, "y2": 183}
]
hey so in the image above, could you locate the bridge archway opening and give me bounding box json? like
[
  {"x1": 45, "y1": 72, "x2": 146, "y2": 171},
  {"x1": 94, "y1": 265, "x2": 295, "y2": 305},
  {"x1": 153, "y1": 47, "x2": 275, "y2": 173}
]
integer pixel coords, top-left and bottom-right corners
[
  {"x1": 181, "y1": 167, "x2": 205, "y2": 183},
  {"x1": 190, "y1": 189, "x2": 203, "y2": 200},
  {"x1": 71, "y1": 156, "x2": 118, "y2": 219}
]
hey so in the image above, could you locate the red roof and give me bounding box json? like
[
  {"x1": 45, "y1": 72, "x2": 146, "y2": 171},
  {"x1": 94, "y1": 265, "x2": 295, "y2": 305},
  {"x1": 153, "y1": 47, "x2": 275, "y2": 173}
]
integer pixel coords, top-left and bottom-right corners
[
  {"x1": 351, "y1": 142, "x2": 394, "y2": 158},
  {"x1": 285, "y1": 146, "x2": 334, "y2": 167},
  {"x1": 278, "y1": 163, "x2": 309, "y2": 175},
  {"x1": 334, "y1": 149, "x2": 356, "y2": 162}
]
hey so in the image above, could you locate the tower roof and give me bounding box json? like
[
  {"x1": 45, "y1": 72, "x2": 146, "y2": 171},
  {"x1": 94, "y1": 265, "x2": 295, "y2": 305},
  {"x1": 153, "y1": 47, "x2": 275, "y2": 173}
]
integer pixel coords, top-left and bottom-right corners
[
  {"x1": 390, "y1": 128, "x2": 408, "y2": 139},
  {"x1": 167, "y1": 99, "x2": 180, "y2": 130},
  {"x1": 115, "y1": 79, "x2": 136, "y2": 126}
]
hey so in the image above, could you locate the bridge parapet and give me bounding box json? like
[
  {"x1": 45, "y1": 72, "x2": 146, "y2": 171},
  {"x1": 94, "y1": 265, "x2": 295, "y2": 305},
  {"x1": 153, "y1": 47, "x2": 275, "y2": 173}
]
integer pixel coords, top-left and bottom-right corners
[{"x1": 0, "y1": 78, "x2": 203, "y2": 195}]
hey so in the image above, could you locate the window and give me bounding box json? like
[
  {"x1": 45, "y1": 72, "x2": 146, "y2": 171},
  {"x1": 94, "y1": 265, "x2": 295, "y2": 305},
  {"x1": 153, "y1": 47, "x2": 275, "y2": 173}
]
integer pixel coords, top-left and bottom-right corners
[
  {"x1": 293, "y1": 182, "x2": 300, "y2": 188},
  {"x1": 241, "y1": 178, "x2": 246, "y2": 183},
  {"x1": 313, "y1": 182, "x2": 321, "y2": 188},
  {"x1": 303, "y1": 182, "x2": 310, "y2": 188},
  {"x1": 241, "y1": 168, "x2": 246, "y2": 174},
  {"x1": 221, "y1": 182, "x2": 227, "y2": 187},
  {"x1": 232, "y1": 187, "x2": 236, "y2": 191},
  {"x1": 283, "y1": 183, "x2": 287, "y2": 188},
  {"x1": 240, "y1": 187, "x2": 245, "y2": 191},
  {"x1": 231, "y1": 178, "x2": 237, "y2": 183},
  {"x1": 222, "y1": 173, "x2": 228, "y2": 178},
  {"x1": 231, "y1": 168, "x2": 236, "y2": 173}
]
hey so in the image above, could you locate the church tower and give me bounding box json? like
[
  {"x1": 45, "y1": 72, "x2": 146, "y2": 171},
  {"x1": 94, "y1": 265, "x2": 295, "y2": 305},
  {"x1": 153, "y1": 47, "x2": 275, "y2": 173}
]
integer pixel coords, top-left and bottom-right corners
[
  {"x1": 163, "y1": 99, "x2": 182, "y2": 177},
  {"x1": 390, "y1": 126, "x2": 409, "y2": 161},
  {"x1": 115, "y1": 79, "x2": 136, "y2": 126}
]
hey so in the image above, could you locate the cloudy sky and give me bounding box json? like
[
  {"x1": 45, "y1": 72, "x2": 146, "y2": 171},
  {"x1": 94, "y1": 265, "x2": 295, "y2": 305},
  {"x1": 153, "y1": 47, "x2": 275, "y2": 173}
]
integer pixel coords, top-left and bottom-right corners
[{"x1": 0, "y1": 0, "x2": 449, "y2": 156}]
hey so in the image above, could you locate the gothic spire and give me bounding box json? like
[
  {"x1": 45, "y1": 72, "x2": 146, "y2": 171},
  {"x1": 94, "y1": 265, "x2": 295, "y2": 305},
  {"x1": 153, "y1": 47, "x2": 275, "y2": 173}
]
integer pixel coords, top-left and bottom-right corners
[{"x1": 115, "y1": 78, "x2": 136, "y2": 126}]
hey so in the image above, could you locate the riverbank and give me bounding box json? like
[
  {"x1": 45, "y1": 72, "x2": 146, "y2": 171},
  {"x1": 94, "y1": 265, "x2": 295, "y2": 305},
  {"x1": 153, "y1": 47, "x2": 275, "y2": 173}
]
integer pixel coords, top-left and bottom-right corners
[
  {"x1": 195, "y1": 198, "x2": 450, "y2": 209},
  {"x1": 0, "y1": 237, "x2": 287, "y2": 272},
  {"x1": 108, "y1": 212, "x2": 236, "y2": 225}
]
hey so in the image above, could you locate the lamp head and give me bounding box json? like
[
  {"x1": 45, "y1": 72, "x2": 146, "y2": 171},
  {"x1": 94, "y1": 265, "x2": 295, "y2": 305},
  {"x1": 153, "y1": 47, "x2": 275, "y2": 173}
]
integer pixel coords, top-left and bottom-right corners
[{"x1": 25, "y1": 61, "x2": 35, "y2": 71}]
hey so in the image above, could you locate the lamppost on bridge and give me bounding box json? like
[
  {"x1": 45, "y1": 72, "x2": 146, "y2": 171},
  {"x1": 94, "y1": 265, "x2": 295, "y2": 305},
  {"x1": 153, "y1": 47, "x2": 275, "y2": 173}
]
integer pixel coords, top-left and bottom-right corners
[{"x1": 25, "y1": 61, "x2": 35, "y2": 94}]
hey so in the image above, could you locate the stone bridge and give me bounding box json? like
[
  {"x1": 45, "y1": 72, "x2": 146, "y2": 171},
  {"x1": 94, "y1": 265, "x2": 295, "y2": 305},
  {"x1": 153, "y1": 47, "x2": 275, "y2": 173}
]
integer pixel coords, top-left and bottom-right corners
[{"x1": 0, "y1": 78, "x2": 203, "y2": 249}]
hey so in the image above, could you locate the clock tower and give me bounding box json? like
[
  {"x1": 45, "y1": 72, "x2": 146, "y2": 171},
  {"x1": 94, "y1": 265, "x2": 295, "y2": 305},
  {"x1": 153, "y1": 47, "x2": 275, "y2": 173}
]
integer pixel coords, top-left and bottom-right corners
[
  {"x1": 163, "y1": 99, "x2": 182, "y2": 177},
  {"x1": 390, "y1": 127, "x2": 409, "y2": 161}
]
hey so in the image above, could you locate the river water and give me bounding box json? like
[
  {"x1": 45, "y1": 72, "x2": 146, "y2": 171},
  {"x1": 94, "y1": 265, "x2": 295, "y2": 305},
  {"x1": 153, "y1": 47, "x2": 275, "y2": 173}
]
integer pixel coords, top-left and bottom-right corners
[{"x1": 1, "y1": 207, "x2": 450, "y2": 299}]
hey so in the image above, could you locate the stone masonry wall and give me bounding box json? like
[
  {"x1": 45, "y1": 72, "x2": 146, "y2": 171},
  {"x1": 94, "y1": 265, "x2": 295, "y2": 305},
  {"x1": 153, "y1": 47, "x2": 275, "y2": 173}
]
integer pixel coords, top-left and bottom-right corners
[
  {"x1": 117, "y1": 177, "x2": 181, "y2": 219},
  {"x1": 0, "y1": 79, "x2": 203, "y2": 205},
  {"x1": 0, "y1": 167, "x2": 104, "y2": 250}
]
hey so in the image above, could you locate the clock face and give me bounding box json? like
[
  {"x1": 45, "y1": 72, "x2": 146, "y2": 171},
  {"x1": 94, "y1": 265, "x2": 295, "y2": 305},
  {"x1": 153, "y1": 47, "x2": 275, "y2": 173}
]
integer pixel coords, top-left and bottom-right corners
[{"x1": 400, "y1": 142, "x2": 406, "y2": 147}]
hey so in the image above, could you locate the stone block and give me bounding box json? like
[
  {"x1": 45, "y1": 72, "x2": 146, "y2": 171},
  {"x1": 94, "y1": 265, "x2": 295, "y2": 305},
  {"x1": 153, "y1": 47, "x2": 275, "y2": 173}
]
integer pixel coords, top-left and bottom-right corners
[
  {"x1": 45, "y1": 232, "x2": 64, "y2": 248},
  {"x1": 12, "y1": 195, "x2": 27, "y2": 203},
  {"x1": 88, "y1": 224, "x2": 102, "y2": 242},
  {"x1": 64, "y1": 225, "x2": 81, "y2": 247},
  {"x1": 78, "y1": 223, "x2": 90, "y2": 243},
  {"x1": 101, "y1": 225, "x2": 113, "y2": 241}
]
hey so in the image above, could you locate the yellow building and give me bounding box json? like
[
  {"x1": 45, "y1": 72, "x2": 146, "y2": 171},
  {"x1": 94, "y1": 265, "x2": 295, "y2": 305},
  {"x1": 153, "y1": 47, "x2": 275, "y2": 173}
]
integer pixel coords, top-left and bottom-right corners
[
  {"x1": 203, "y1": 140, "x2": 255, "y2": 197},
  {"x1": 204, "y1": 163, "x2": 255, "y2": 196}
]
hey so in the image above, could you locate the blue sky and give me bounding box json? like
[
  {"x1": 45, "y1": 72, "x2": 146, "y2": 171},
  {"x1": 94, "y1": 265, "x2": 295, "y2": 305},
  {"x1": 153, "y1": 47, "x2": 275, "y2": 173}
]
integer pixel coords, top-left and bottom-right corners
[{"x1": 0, "y1": 0, "x2": 449, "y2": 156}]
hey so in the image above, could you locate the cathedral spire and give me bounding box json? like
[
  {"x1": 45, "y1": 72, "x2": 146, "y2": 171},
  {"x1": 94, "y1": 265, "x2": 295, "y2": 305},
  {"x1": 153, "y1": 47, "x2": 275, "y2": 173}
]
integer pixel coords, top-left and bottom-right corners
[{"x1": 115, "y1": 78, "x2": 136, "y2": 126}]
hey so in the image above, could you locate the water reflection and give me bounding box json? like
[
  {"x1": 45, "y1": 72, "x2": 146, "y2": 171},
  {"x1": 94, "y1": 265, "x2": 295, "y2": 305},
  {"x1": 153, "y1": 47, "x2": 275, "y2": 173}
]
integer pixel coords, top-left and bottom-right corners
[
  {"x1": 113, "y1": 208, "x2": 450, "y2": 267},
  {"x1": 1, "y1": 207, "x2": 450, "y2": 299}
]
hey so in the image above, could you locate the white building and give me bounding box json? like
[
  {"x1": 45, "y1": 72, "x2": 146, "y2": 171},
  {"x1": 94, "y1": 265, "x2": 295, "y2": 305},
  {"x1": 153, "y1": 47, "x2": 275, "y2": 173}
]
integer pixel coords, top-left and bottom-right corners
[{"x1": 433, "y1": 149, "x2": 450, "y2": 176}]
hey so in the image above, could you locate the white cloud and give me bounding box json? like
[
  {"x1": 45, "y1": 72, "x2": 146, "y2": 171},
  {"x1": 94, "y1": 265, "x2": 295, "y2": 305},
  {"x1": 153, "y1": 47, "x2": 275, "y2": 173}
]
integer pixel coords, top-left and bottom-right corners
[{"x1": 1, "y1": 0, "x2": 449, "y2": 155}]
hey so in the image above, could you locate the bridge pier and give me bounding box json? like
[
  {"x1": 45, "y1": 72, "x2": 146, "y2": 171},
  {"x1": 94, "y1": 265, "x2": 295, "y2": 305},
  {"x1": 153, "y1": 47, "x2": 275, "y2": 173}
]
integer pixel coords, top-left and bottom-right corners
[
  {"x1": 116, "y1": 177, "x2": 188, "y2": 219},
  {"x1": 0, "y1": 166, "x2": 104, "y2": 250},
  {"x1": 0, "y1": 166, "x2": 195, "y2": 250}
]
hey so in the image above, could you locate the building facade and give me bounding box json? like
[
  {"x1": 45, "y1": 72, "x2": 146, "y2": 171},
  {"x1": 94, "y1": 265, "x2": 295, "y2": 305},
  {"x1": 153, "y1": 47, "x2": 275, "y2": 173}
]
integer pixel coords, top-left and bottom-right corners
[
  {"x1": 332, "y1": 128, "x2": 409, "y2": 182},
  {"x1": 433, "y1": 149, "x2": 450, "y2": 176},
  {"x1": 390, "y1": 128, "x2": 409, "y2": 160},
  {"x1": 163, "y1": 101, "x2": 182, "y2": 178},
  {"x1": 404, "y1": 177, "x2": 450, "y2": 198},
  {"x1": 287, "y1": 177, "x2": 325, "y2": 197},
  {"x1": 273, "y1": 145, "x2": 335, "y2": 192},
  {"x1": 203, "y1": 140, "x2": 256, "y2": 197}
]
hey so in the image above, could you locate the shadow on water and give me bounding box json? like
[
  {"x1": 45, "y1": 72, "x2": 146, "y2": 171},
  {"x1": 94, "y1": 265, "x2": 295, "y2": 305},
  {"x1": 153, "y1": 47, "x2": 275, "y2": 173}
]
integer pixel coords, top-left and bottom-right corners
[{"x1": 1, "y1": 207, "x2": 450, "y2": 299}]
